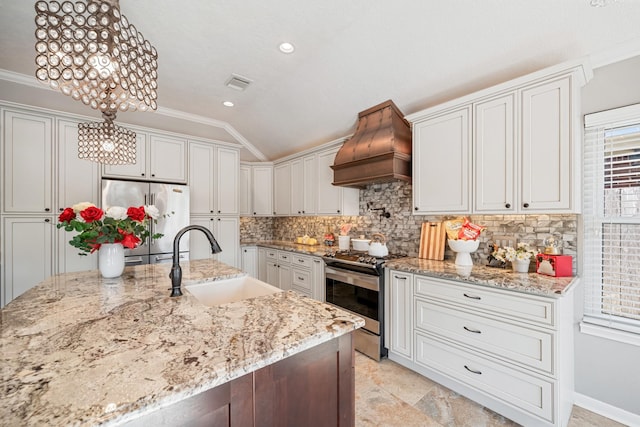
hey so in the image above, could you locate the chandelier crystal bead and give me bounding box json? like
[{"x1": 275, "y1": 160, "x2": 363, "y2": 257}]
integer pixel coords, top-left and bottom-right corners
[{"x1": 77, "y1": 111, "x2": 136, "y2": 165}]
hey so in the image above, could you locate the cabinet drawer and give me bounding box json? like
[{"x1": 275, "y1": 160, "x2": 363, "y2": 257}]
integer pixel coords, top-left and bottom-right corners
[
  {"x1": 265, "y1": 250, "x2": 278, "y2": 260},
  {"x1": 414, "y1": 276, "x2": 555, "y2": 327},
  {"x1": 415, "y1": 299, "x2": 554, "y2": 375},
  {"x1": 278, "y1": 251, "x2": 291, "y2": 263},
  {"x1": 292, "y1": 254, "x2": 312, "y2": 269},
  {"x1": 415, "y1": 332, "x2": 554, "y2": 423},
  {"x1": 292, "y1": 268, "x2": 312, "y2": 292}
]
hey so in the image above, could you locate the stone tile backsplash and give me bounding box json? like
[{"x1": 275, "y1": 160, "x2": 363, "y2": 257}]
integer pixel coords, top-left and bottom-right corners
[{"x1": 240, "y1": 181, "x2": 578, "y2": 268}]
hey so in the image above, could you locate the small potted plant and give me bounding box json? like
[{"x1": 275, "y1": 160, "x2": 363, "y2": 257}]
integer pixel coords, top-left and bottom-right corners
[{"x1": 491, "y1": 242, "x2": 538, "y2": 273}]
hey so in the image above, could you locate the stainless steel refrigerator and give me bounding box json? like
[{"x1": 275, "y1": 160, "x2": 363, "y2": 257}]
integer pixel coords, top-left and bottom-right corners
[{"x1": 101, "y1": 179, "x2": 190, "y2": 266}]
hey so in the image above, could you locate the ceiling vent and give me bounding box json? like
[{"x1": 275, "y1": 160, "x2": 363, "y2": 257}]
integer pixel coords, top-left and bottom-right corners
[{"x1": 225, "y1": 74, "x2": 253, "y2": 91}]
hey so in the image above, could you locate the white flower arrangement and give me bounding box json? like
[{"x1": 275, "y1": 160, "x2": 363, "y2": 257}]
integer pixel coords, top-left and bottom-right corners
[{"x1": 492, "y1": 242, "x2": 537, "y2": 263}]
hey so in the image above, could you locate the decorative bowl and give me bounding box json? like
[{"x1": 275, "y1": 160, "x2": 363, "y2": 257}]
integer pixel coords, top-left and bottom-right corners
[{"x1": 447, "y1": 239, "x2": 480, "y2": 266}]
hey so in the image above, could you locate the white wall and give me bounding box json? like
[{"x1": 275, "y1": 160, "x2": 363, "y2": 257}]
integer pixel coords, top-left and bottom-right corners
[{"x1": 577, "y1": 54, "x2": 640, "y2": 416}]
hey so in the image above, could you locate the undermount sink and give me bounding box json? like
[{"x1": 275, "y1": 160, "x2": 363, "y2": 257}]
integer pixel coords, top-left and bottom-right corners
[{"x1": 185, "y1": 275, "x2": 282, "y2": 306}]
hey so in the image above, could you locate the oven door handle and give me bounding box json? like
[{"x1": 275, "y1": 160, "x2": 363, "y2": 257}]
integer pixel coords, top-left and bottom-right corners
[{"x1": 325, "y1": 266, "x2": 380, "y2": 292}]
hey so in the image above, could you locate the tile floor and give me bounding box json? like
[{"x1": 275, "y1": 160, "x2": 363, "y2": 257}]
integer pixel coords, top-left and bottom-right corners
[{"x1": 354, "y1": 353, "x2": 627, "y2": 427}]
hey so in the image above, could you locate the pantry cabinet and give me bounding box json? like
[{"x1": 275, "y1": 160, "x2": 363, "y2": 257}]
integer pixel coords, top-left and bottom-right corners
[
  {"x1": 188, "y1": 216, "x2": 239, "y2": 268},
  {"x1": 2, "y1": 109, "x2": 53, "y2": 214},
  {"x1": 385, "y1": 270, "x2": 576, "y2": 427}
]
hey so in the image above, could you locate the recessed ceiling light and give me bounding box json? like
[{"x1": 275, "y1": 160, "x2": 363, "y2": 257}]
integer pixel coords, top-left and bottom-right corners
[
  {"x1": 223, "y1": 101, "x2": 234, "y2": 107},
  {"x1": 278, "y1": 42, "x2": 295, "y2": 54}
]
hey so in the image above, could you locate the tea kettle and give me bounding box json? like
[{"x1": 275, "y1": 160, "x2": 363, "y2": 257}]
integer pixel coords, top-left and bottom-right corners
[{"x1": 368, "y1": 233, "x2": 389, "y2": 257}]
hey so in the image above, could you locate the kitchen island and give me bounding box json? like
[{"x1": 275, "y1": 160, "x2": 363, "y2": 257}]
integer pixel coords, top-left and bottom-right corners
[{"x1": 0, "y1": 259, "x2": 364, "y2": 426}]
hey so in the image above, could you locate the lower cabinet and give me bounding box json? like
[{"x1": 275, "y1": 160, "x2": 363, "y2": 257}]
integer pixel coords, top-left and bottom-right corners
[
  {"x1": 189, "y1": 216, "x2": 240, "y2": 268},
  {"x1": 259, "y1": 247, "x2": 325, "y2": 301},
  {"x1": 122, "y1": 334, "x2": 355, "y2": 427},
  {"x1": 385, "y1": 270, "x2": 576, "y2": 427},
  {"x1": 241, "y1": 246, "x2": 258, "y2": 278}
]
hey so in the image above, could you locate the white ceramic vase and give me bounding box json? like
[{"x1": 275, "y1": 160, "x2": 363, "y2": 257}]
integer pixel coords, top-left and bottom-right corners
[
  {"x1": 99, "y1": 243, "x2": 125, "y2": 278},
  {"x1": 338, "y1": 235, "x2": 351, "y2": 251},
  {"x1": 447, "y1": 239, "x2": 480, "y2": 266},
  {"x1": 512, "y1": 259, "x2": 530, "y2": 273}
]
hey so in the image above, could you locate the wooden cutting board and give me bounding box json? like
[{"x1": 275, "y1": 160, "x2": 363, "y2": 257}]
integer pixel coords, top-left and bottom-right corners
[{"x1": 419, "y1": 222, "x2": 447, "y2": 260}]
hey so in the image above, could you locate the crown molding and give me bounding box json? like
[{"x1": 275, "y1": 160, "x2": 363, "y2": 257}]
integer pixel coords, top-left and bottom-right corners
[
  {"x1": 0, "y1": 68, "x2": 267, "y2": 161},
  {"x1": 589, "y1": 36, "x2": 640, "y2": 69}
]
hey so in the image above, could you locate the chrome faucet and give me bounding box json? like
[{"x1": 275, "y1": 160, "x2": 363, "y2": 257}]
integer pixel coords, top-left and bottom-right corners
[{"x1": 169, "y1": 225, "x2": 222, "y2": 297}]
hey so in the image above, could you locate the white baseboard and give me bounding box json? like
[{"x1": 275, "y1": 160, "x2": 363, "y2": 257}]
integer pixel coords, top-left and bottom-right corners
[{"x1": 574, "y1": 393, "x2": 640, "y2": 427}]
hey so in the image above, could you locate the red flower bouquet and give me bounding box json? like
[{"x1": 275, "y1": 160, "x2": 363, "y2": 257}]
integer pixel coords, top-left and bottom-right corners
[{"x1": 57, "y1": 202, "x2": 164, "y2": 255}]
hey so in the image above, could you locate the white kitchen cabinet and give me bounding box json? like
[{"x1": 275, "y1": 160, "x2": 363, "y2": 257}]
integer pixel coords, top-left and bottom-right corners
[
  {"x1": 257, "y1": 247, "x2": 268, "y2": 282},
  {"x1": 251, "y1": 165, "x2": 273, "y2": 216},
  {"x1": 316, "y1": 147, "x2": 359, "y2": 216},
  {"x1": 2, "y1": 216, "x2": 53, "y2": 307},
  {"x1": 241, "y1": 246, "x2": 257, "y2": 278},
  {"x1": 412, "y1": 107, "x2": 471, "y2": 214},
  {"x1": 520, "y1": 76, "x2": 572, "y2": 212},
  {"x1": 57, "y1": 119, "x2": 99, "y2": 274},
  {"x1": 311, "y1": 256, "x2": 325, "y2": 301},
  {"x1": 188, "y1": 216, "x2": 239, "y2": 268},
  {"x1": 257, "y1": 247, "x2": 324, "y2": 301},
  {"x1": 290, "y1": 253, "x2": 313, "y2": 298},
  {"x1": 215, "y1": 146, "x2": 239, "y2": 215},
  {"x1": 290, "y1": 158, "x2": 304, "y2": 215},
  {"x1": 273, "y1": 162, "x2": 291, "y2": 216},
  {"x1": 385, "y1": 270, "x2": 413, "y2": 358},
  {"x1": 102, "y1": 133, "x2": 147, "y2": 179},
  {"x1": 2, "y1": 109, "x2": 53, "y2": 214},
  {"x1": 473, "y1": 94, "x2": 517, "y2": 213},
  {"x1": 302, "y1": 154, "x2": 317, "y2": 215},
  {"x1": 189, "y1": 143, "x2": 239, "y2": 215},
  {"x1": 239, "y1": 165, "x2": 251, "y2": 216},
  {"x1": 386, "y1": 271, "x2": 576, "y2": 427},
  {"x1": 189, "y1": 142, "x2": 215, "y2": 215},
  {"x1": 103, "y1": 133, "x2": 186, "y2": 183}
]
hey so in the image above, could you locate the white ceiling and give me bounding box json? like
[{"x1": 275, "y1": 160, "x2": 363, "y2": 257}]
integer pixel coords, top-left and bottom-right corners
[{"x1": 1, "y1": 0, "x2": 640, "y2": 162}]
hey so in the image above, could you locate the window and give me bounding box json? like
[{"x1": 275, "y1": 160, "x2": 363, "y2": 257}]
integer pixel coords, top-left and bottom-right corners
[{"x1": 583, "y1": 104, "x2": 640, "y2": 340}]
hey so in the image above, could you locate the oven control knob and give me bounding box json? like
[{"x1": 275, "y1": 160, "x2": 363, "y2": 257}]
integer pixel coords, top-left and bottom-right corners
[{"x1": 358, "y1": 256, "x2": 366, "y2": 262}]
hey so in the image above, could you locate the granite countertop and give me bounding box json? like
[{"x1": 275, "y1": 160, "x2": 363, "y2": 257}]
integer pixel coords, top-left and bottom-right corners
[
  {"x1": 384, "y1": 257, "x2": 578, "y2": 298},
  {"x1": 241, "y1": 240, "x2": 327, "y2": 256},
  {"x1": 0, "y1": 259, "x2": 363, "y2": 426}
]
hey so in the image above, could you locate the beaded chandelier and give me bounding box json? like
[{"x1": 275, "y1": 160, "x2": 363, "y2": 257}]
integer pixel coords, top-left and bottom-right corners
[{"x1": 34, "y1": 0, "x2": 158, "y2": 164}]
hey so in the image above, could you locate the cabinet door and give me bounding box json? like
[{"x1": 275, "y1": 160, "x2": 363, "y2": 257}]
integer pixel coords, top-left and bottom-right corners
[
  {"x1": 302, "y1": 154, "x2": 317, "y2": 215},
  {"x1": 102, "y1": 133, "x2": 147, "y2": 179},
  {"x1": 413, "y1": 107, "x2": 471, "y2": 214},
  {"x1": 241, "y1": 246, "x2": 257, "y2": 278},
  {"x1": 3, "y1": 217, "x2": 53, "y2": 306},
  {"x1": 149, "y1": 134, "x2": 187, "y2": 182},
  {"x1": 290, "y1": 159, "x2": 304, "y2": 215},
  {"x1": 474, "y1": 94, "x2": 517, "y2": 213},
  {"x1": 316, "y1": 148, "x2": 343, "y2": 215},
  {"x1": 257, "y1": 248, "x2": 267, "y2": 282},
  {"x1": 387, "y1": 271, "x2": 413, "y2": 358},
  {"x1": 239, "y1": 165, "x2": 251, "y2": 215},
  {"x1": 273, "y1": 162, "x2": 291, "y2": 216},
  {"x1": 216, "y1": 147, "x2": 239, "y2": 215},
  {"x1": 188, "y1": 217, "x2": 215, "y2": 260},
  {"x1": 520, "y1": 77, "x2": 571, "y2": 211},
  {"x1": 266, "y1": 260, "x2": 279, "y2": 287},
  {"x1": 57, "y1": 119, "x2": 99, "y2": 274},
  {"x1": 189, "y1": 142, "x2": 215, "y2": 215},
  {"x1": 2, "y1": 110, "x2": 53, "y2": 213},
  {"x1": 278, "y1": 262, "x2": 292, "y2": 291},
  {"x1": 213, "y1": 216, "x2": 239, "y2": 268},
  {"x1": 252, "y1": 166, "x2": 273, "y2": 215}
]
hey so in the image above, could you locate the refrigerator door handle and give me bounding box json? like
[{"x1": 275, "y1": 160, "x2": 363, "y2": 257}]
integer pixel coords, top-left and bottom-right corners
[{"x1": 150, "y1": 192, "x2": 155, "y2": 245}]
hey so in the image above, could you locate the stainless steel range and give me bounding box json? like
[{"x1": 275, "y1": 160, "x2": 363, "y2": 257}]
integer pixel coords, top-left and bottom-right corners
[{"x1": 323, "y1": 250, "x2": 406, "y2": 361}]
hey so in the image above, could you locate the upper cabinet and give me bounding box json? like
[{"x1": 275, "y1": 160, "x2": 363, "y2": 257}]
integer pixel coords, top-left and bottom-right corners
[
  {"x1": 274, "y1": 162, "x2": 292, "y2": 216},
  {"x1": 412, "y1": 107, "x2": 471, "y2": 214},
  {"x1": 103, "y1": 133, "x2": 187, "y2": 183},
  {"x1": 316, "y1": 147, "x2": 359, "y2": 216},
  {"x1": 2, "y1": 109, "x2": 53, "y2": 214},
  {"x1": 189, "y1": 142, "x2": 239, "y2": 216},
  {"x1": 408, "y1": 62, "x2": 590, "y2": 215},
  {"x1": 251, "y1": 164, "x2": 274, "y2": 216},
  {"x1": 239, "y1": 164, "x2": 251, "y2": 216},
  {"x1": 215, "y1": 146, "x2": 239, "y2": 215}
]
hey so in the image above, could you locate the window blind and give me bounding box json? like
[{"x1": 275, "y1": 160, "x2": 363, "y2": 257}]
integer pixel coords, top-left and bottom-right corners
[{"x1": 583, "y1": 121, "x2": 640, "y2": 334}]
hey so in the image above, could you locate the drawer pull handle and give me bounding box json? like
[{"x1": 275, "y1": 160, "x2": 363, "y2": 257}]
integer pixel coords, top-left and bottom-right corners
[
  {"x1": 298, "y1": 259, "x2": 305, "y2": 263},
  {"x1": 394, "y1": 275, "x2": 407, "y2": 280},
  {"x1": 463, "y1": 293, "x2": 481, "y2": 300},
  {"x1": 463, "y1": 326, "x2": 482, "y2": 334},
  {"x1": 464, "y1": 365, "x2": 482, "y2": 375},
  {"x1": 297, "y1": 276, "x2": 304, "y2": 281}
]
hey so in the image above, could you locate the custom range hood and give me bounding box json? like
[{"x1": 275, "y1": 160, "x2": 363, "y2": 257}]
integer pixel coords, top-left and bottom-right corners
[{"x1": 332, "y1": 100, "x2": 412, "y2": 188}]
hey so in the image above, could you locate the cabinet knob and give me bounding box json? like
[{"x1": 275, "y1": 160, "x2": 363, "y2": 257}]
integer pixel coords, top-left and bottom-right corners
[
  {"x1": 151, "y1": 174, "x2": 155, "y2": 177},
  {"x1": 253, "y1": 212, "x2": 257, "y2": 215},
  {"x1": 44, "y1": 208, "x2": 50, "y2": 212},
  {"x1": 59, "y1": 208, "x2": 64, "y2": 212},
  {"x1": 210, "y1": 210, "x2": 214, "y2": 213},
  {"x1": 210, "y1": 218, "x2": 214, "y2": 221},
  {"x1": 523, "y1": 203, "x2": 530, "y2": 208},
  {"x1": 44, "y1": 218, "x2": 50, "y2": 223},
  {"x1": 337, "y1": 209, "x2": 340, "y2": 213},
  {"x1": 505, "y1": 203, "x2": 511, "y2": 209},
  {"x1": 218, "y1": 210, "x2": 221, "y2": 214},
  {"x1": 302, "y1": 211, "x2": 305, "y2": 214},
  {"x1": 141, "y1": 173, "x2": 145, "y2": 176},
  {"x1": 217, "y1": 218, "x2": 221, "y2": 221},
  {"x1": 414, "y1": 207, "x2": 418, "y2": 211}
]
